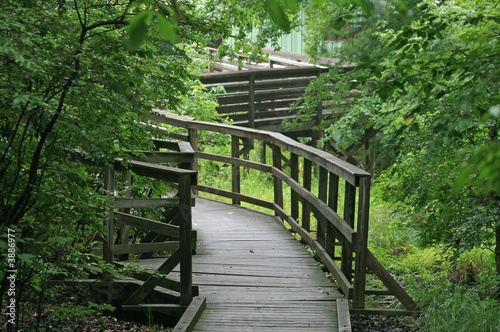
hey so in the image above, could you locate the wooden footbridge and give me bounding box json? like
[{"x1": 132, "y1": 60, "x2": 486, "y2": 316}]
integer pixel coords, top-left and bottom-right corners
[{"x1": 71, "y1": 107, "x2": 420, "y2": 331}]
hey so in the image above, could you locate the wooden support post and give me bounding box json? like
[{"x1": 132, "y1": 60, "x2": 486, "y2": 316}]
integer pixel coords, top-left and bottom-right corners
[
  {"x1": 188, "y1": 128, "x2": 199, "y2": 195},
  {"x1": 188, "y1": 128, "x2": 198, "y2": 173},
  {"x1": 248, "y1": 74, "x2": 255, "y2": 129},
  {"x1": 178, "y1": 173, "x2": 193, "y2": 306},
  {"x1": 317, "y1": 167, "x2": 328, "y2": 247},
  {"x1": 260, "y1": 141, "x2": 267, "y2": 164},
  {"x1": 326, "y1": 173, "x2": 339, "y2": 257},
  {"x1": 272, "y1": 144, "x2": 283, "y2": 211},
  {"x1": 103, "y1": 165, "x2": 115, "y2": 267},
  {"x1": 118, "y1": 173, "x2": 132, "y2": 261},
  {"x1": 231, "y1": 135, "x2": 241, "y2": 205},
  {"x1": 341, "y1": 181, "x2": 356, "y2": 283},
  {"x1": 302, "y1": 158, "x2": 312, "y2": 232},
  {"x1": 353, "y1": 176, "x2": 370, "y2": 309},
  {"x1": 290, "y1": 153, "x2": 299, "y2": 221}
]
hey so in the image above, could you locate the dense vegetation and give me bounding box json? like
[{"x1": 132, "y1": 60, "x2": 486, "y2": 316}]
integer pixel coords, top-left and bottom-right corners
[
  {"x1": 1, "y1": 0, "x2": 499, "y2": 330},
  {"x1": 293, "y1": 0, "x2": 500, "y2": 281},
  {"x1": 0, "y1": 0, "x2": 283, "y2": 330}
]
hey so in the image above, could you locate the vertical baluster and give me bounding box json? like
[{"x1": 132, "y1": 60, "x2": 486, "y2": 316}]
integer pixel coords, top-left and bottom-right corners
[
  {"x1": 272, "y1": 144, "x2": 283, "y2": 210},
  {"x1": 317, "y1": 167, "x2": 328, "y2": 247},
  {"x1": 326, "y1": 173, "x2": 339, "y2": 257},
  {"x1": 248, "y1": 74, "x2": 255, "y2": 129},
  {"x1": 302, "y1": 159, "x2": 312, "y2": 232},
  {"x1": 231, "y1": 135, "x2": 241, "y2": 205},
  {"x1": 188, "y1": 128, "x2": 198, "y2": 172},
  {"x1": 341, "y1": 181, "x2": 356, "y2": 283}
]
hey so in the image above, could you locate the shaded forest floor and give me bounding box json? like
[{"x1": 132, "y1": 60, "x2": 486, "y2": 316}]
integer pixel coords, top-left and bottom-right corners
[{"x1": 3, "y1": 284, "x2": 420, "y2": 331}]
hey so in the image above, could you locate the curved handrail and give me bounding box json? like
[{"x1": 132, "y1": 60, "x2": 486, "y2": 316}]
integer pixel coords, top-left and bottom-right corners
[{"x1": 151, "y1": 110, "x2": 419, "y2": 314}]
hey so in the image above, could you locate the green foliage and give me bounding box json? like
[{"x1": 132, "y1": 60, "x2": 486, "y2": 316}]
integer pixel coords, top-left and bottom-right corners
[
  {"x1": 295, "y1": 0, "x2": 500, "y2": 274},
  {"x1": 45, "y1": 301, "x2": 115, "y2": 323},
  {"x1": 0, "y1": 0, "x2": 296, "y2": 322}
]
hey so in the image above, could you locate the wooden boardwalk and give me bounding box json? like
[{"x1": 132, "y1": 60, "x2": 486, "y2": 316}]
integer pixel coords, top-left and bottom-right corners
[{"x1": 141, "y1": 198, "x2": 347, "y2": 331}]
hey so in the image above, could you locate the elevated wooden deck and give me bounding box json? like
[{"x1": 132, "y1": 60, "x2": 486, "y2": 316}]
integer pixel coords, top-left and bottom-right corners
[{"x1": 138, "y1": 198, "x2": 350, "y2": 331}]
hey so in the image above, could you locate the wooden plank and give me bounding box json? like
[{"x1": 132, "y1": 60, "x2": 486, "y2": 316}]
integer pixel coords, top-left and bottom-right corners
[
  {"x1": 366, "y1": 250, "x2": 419, "y2": 311},
  {"x1": 125, "y1": 151, "x2": 193, "y2": 164},
  {"x1": 122, "y1": 304, "x2": 187, "y2": 315},
  {"x1": 114, "y1": 198, "x2": 179, "y2": 209},
  {"x1": 114, "y1": 159, "x2": 197, "y2": 184},
  {"x1": 93, "y1": 242, "x2": 180, "y2": 255},
  {"x1": 199, "y1": 67, "x2": 325, "y2": 84},
  {"x1": 195, "y1": 151, "x2": 272, "y2": 173},
  {"x1": 124, "y1": 249, "x2": 182, "y2": 305},
  {"x1": 349, "y1": 307, "x2": 421, "y2": 316},
  {"x1": 173, "y1": 297, "x2": 207, "y2": 332},
  {"x1": 115, "y1": 211, "x2": 180, "y2": 238},
  {"x1": 337, "y1": 299, "x2": 352, "y2": 332},
  {"x1": 195, "y1": 185, "x2": 275, "y2": 211}
]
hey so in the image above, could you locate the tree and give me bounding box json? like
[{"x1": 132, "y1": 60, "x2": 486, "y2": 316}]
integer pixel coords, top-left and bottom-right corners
[
  {"x1": 0, "y1": 0, "x2": 290, "y2": 327},
  {"x1": 294, "y1": 0, "x2": 500, "y2": 280}
]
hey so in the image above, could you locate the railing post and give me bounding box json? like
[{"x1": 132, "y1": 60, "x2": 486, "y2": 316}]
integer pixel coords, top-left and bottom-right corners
[
  {"x1": 188, "y1": 128, "x2": 199, "y2": 195},
  {"x1": 327, "y1": 173, "x2": 339, "y2": 257},
  {"x1": 231, "y1": 135, "x2": 241, "y2": 205},
  {"x1": 118, "y1": 172, "x2": 132, "y2": 261},
  {"x1": 353, "y1": 176, "x2": 370, "y2": 309},
  {"x1": 248, "y1": 74, "x2": 255, "y2": 129},
  {"x1": 178, "y1": 173, "x2": 193, "y2": 306},
  {"x1": 103, "y1": 165, "x2": 115, "y2": 266},
  {"x1": 290, "y1": 153, "x2": 299, "y2": 221},
  {"x1": 341, "y1": 181, "x2": 356, "y2": 283},
  {"x1": 317, "y1": 167, "x2": 328, "y2": 247},
  {"x1": 188, "y1": 128, "x2": 198, "y2": 173},
  {"x1": 302, "y1": 159, "x2": 312, "y2": 232},
  {"x1": 272, "y1": 144, "x2": 283, "y2": 210}
]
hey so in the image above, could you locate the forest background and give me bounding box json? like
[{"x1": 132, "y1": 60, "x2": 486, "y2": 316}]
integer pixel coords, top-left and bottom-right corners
[{"x1": 0, "y1": 0, "x2": 499, "y2": 331}]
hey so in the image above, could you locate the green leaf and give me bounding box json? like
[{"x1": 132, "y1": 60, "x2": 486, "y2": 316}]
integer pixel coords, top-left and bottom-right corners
[
  {"x1": 424, "y1": 83, "x2": 432, "y2": 98},
  {"x1": 284, "y1": 0, "x2": 299, "y2": 12},
  {"x1": 127, "y1": 10, "x2": 154, "y2": 49},
  {"x1": 352, "y1": 0, "x2": 373, "y2": 16},
  {"x1": 267, "y1": 0, "x2": 291, "y2": 33},
  {"x1": 156, "y1": 14, "x2": 176, "y2": 43}
]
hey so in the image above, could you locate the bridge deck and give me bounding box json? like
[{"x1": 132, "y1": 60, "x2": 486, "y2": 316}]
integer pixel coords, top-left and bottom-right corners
[{"x1": 137, "y1": 198, "x2": 346, "y2": 331}]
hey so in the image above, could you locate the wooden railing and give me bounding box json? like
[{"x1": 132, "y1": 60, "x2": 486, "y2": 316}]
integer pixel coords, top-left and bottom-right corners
[
  {"x1": 76, "y1": 139, "x2": 200, "y2": 316},
  {"x1": 200, "y1": 66, "x2": 328, "y2": 138},
  {"x1": 151, "y1": 110, "x2": 420, "y2": 315}
]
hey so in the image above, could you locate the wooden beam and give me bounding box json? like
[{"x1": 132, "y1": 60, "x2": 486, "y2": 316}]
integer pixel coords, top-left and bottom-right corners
[
  {"x1": 172, "y1": 297, "x2": 207, "y2": 332},
  {"x1": 337, "y1": 299, "x2": 352, "y2": 332},
  {"x1": 124, "y1": 249, "x2": 181, "y2": 305},
  {"x1": 115, "y1": 211, "x2": 180, "y2": 238}
]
